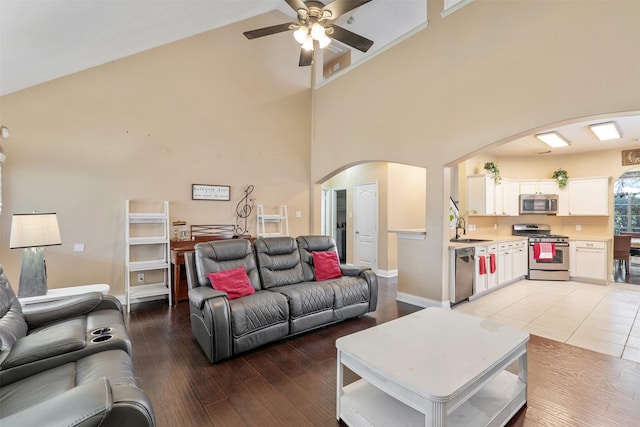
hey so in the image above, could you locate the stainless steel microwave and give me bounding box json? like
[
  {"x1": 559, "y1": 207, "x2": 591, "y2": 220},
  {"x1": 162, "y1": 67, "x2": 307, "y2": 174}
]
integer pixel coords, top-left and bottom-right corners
[{"x1": 519, "y1": 194, "x2": 558, "y2": 214}]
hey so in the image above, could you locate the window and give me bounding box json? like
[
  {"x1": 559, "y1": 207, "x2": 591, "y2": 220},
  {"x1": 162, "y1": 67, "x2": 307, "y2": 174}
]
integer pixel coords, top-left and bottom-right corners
[{"x1": 614, "y1": 170, "x2": 640, "y2": 234}]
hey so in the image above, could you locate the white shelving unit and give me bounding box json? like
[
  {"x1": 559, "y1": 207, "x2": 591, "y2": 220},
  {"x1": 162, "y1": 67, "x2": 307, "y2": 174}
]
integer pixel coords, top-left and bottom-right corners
[
  {"x1": 256, "y1": 204, "x2": 289, "y2": 237},
  {"x1": 125, "y1": 200, "x2": 172, "y2": 312}
]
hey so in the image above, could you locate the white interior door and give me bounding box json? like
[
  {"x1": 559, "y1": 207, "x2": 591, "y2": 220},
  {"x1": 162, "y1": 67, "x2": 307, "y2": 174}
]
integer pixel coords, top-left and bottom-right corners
[{"x1": 354, "y1": 182, "x2": 378, "y2": 271}]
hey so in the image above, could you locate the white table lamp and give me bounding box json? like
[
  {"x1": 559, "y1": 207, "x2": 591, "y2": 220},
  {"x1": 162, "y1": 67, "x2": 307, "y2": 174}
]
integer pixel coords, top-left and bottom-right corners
[{"x1": 10, "y1": 213, "x2": 62, "y2": 297}]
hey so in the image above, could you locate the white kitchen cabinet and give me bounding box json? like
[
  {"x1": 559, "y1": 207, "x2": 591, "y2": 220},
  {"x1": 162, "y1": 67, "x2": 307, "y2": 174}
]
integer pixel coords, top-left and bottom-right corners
[
  {"x1": 473, "y1": 243, "x2": 498, "y2": 295},
  {"x1": 486, "y1": 244, "x2": 499, "y2": 288},
  {"x1": 467, "y1": 175, "x2": 519, "y2": 216},
  {"x1": 513, "y1": 240, "x2": 528, "y2": 278},
  {"x1": 497, "y1": 240, "x2": 528, "y2": 286},
  {"x1": 570, "y1": 240, "x2": 607, "y2": 284},
  {"x1": 467, "y1": 175, "x2": 496, "y2": 215},
  {"x1": 496, "y1": 179, "x2": 520, "y2": 216},
  {"x1": 564, "y1": 177, "x2": 609, "y2": 216},
  {"x1": 497, "y1": 242, "x2": 514, "y2": 285},
  {"x1": 474, "y1": 245, "x2": 488, "y2": 294},
  {"x1": 519, "y1": 180, "x2": 559, "y2": 195}
]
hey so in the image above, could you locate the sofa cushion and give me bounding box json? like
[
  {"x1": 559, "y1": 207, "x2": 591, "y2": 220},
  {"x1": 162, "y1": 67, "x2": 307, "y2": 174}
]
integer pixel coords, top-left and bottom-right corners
[
  {"x1": 207, "y1": 267, "x2": 255, "y2": 300},
  {"x1": 296, "y1": 236, "x2": 340, "y2": 281},
  {"x1": 228, "y1": 290, "x2": 289, "y2": 338},
  {"x1": 254, "y1": 237, "x2": 305, "y2": 289},
  {"x1": 312, "y1": 251, "x2": 342, "y2": 281},
  {"x1": 327, "y1": 276, "x2": 370, "y2": 309},
  {"x1": 194, "y1": 240, "x2": 262, "y2": 291},
  {"x1": 270, "y1": 282, "x2": 334, "y2": 318}
]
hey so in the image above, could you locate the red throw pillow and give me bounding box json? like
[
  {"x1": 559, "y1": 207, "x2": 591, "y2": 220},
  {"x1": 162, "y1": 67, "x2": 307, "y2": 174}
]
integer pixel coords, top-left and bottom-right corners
[
  {"x1": 312, "y1": 251, "x2": 342, "y2": 281},
  {"x1": 207, "y1": 267, "x2": 255, "y2": 300}
]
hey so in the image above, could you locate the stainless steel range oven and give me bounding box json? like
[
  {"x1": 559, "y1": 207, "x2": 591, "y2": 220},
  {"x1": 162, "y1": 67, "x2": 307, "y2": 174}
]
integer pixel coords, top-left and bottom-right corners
[{"x1": 513, "y1": 224, "x2": 570, "y2": 281}]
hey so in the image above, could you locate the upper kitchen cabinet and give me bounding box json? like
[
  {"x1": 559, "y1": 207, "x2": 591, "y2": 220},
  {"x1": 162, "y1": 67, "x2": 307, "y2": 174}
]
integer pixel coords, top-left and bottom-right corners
[
  {"x1": 562, "y1": 177, "x2": 610, "y2": 216},
  {"x1": 467, "y1": 175, "x2": 519, "y2": 216},
  {"x1": 519, "y1": 179, "x2": 561, "y2": 195}
]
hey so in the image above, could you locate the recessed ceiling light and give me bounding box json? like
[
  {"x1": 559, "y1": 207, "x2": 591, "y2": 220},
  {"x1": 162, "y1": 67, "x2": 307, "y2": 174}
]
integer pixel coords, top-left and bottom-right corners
[
  {"x1": 535, "y1": 132, "x2": 570, "y2": 148},
  {"x1": 589, "y1": 121, "x2": 622, "y2": 141}
]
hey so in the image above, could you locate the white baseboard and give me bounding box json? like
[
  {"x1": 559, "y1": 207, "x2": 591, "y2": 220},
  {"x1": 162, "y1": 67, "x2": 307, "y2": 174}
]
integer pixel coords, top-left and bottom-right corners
[
  {"x1": 375, "y1": 269, "x2": 398, "y2": 278},
  {"x1": 396, "y1": 292, "x2": 451, "y2": 309},
  {"x1": 116, "y1": 294, "x2": 168, "y2": 307}
]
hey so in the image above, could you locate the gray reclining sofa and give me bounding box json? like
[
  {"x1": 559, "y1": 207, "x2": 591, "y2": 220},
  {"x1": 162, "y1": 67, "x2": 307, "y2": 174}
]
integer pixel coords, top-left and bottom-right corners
[
  {"x1": 0, "y1": 265, "x2": 155, "y2": 427},
  {"x1": 185, "y1": 235, "x2": 378, "y2": 364}
]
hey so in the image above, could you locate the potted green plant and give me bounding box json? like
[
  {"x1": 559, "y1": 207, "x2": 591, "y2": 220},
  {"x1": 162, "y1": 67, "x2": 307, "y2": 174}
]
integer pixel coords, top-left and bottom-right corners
[
  {"x1": 484, "y1": 162, "x2": 501, "y2": 184},
  {"x1": 552, "y1": 168, "x2": 569, "y2": 188}
]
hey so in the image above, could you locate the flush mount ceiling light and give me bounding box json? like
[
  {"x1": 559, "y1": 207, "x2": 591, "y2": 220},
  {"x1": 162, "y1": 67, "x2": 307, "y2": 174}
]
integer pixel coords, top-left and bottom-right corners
[
  {"x1": 589, "y1": 121, "x2": 622, "y2": 141},
  {"x1": 535, "y1": 131, "x2": 570, "y2": 148}
]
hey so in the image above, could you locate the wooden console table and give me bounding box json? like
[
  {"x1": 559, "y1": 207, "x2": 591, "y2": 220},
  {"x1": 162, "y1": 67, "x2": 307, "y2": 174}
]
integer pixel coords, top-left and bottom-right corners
[{"x1": 170, "y1": 235, "x2": 252, "y2": 305}]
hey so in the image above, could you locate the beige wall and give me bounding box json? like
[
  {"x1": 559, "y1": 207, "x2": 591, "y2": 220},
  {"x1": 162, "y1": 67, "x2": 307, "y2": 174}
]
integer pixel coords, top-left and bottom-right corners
[
  {"x1": 0, "y1": 14, "x2": 312, "y2": 295},
  {"x1": 312, "y1": 0, "x2": 640, "y2": 302}
]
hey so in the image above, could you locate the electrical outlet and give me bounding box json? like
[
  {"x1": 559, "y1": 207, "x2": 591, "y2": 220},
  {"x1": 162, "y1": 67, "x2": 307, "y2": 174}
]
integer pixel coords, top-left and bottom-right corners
[
  {"x1": 576, "y1": 225, "x2": 582, "y2": 231},
  {"x1": 137, "y1": 273, "x2": 145, "y2": 283}
]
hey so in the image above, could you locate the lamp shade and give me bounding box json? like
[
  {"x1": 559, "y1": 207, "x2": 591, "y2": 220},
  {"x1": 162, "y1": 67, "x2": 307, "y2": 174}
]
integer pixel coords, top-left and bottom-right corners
[{"x1": 10, "y1": 213, "x2": 62, "y2": 248}]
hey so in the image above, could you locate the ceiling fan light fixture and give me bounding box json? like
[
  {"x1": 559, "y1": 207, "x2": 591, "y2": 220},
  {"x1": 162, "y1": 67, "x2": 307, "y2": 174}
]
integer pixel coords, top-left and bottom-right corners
[
  {"x1": 310, "y1": 23, "x2": 326, "y2": 40},
  {"x1": 293, "y1": 26, "x2": 308, "y2": 44},
  {"x1": 318, "y1": 35, "x2": 331, "y2": 48},
  {"x1": 535, "y1": 131, "x2": 570, "y2": 148},
  {"x1": 302, "y1": 35, "x2": 314, "y2": 51},
  {"x1": 589, "y1": 121, "x2": 622, "y2": 141}
]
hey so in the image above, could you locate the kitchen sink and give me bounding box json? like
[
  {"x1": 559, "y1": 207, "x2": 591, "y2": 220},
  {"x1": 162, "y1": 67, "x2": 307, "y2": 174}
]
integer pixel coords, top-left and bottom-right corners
[{"x1": 450, "y1": 238, "x2": 493, "y2": 243}]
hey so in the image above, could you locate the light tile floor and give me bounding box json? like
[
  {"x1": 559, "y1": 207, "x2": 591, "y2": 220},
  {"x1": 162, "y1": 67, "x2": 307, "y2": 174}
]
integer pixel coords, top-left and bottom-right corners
[{"x1": 453, "y1": 279, "x2": 640, "y2": 362}]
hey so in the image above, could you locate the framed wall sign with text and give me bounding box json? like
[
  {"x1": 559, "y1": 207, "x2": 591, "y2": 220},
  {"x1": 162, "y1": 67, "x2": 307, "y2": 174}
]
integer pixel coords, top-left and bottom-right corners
[{"x1": 192, "y1": 184, "x2": 230, "y2": 201}]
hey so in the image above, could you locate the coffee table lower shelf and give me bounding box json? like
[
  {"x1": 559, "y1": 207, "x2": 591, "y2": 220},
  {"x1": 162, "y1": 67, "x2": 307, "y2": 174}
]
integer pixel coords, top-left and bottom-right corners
[{"x1": 339, "y1": 371, "x2": 526, "y2": 427}]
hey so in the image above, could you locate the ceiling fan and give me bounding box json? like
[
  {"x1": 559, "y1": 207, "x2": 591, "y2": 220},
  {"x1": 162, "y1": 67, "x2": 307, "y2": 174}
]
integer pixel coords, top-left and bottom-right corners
[{"x1": 243, "y1": 0, "x2": 375, "y2": 67}]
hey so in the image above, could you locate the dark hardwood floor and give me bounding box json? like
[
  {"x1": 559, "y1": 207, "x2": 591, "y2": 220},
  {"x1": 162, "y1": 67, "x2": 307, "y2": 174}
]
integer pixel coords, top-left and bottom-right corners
[{"x1": 127, "y1": 278, "x2": 640, "y2": 426}]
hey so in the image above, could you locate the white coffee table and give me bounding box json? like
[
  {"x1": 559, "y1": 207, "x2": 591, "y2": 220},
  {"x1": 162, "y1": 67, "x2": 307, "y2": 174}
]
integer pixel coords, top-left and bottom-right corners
[{"x1": 336, "y1": 307, "x2": 529, "y2": 426}]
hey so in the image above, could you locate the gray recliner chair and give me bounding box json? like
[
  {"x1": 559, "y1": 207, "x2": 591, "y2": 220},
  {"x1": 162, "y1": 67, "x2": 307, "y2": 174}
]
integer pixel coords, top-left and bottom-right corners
[
  {"x1": 0, "y1": 265, "x2": 155, "y2": 427},
  {"x1": 0, "y1": 266, "x2": 131, "y2": 385}
]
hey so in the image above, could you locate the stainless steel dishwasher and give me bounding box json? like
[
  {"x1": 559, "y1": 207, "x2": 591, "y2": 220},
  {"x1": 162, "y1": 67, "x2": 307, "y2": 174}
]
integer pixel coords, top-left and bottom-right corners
[{"x1": 453, "y1": 247, "x2": 475, "y2": 304}]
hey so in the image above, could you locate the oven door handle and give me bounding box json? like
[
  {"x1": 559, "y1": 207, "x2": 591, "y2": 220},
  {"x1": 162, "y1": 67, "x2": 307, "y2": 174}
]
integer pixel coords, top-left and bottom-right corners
[{"x1": 529, "y1": 243, "x2": 569, "y2": 247}]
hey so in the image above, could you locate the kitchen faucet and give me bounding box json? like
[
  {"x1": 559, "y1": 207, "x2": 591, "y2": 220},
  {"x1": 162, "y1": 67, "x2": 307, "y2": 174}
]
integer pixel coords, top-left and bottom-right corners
[{"x1": 455, "y1": 217, "x2": 466, "y2": 240}]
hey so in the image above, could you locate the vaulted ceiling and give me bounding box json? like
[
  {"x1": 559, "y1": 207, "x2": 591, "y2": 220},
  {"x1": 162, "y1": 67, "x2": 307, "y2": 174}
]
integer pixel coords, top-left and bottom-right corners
[
  {"x1": 1, "y1": 1, "x2": 638, "y2": 156},
  {"x1": 0, "y1": 0, "x2": 426, "y2": 96}
]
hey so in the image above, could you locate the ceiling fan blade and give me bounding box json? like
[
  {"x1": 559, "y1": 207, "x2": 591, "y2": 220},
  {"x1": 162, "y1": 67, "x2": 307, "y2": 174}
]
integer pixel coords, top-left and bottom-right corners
[
  {"x1": 328, "y1": 25, "x2": 373, "y2": 52},
  {"x1": 285, "y1": 0, "x2": 309, "y2": 13},
  {"x1": 323, "y1": 0, "x2": 373, "y2": 19},
  {"x1": 243, "y1": 22, "x2": 296, "y2": 39},
  {"x1": 299, "y1": 48, "x2": 313, "y2": 67}
]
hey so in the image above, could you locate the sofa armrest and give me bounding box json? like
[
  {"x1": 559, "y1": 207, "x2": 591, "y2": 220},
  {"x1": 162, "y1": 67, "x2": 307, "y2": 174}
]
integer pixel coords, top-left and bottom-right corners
[
  {"x1": 360, "y1": 269, "x2": 378, "y2": 313},
  {"x1": 23, "y1": 292, "x2": 117, "y2": 329},
  {"x1": 1, "y1": 322, "x2": 85, "y2": 369},
  {"x1": 188, "y1": 286, "x2": 227, "y2": 310},
  {"x1": 339, "y1": 264, "x2": 364, "y2": 277},
  {"x1": 0, "y1": 377, "x2": 112, "y2": 427}
]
